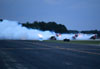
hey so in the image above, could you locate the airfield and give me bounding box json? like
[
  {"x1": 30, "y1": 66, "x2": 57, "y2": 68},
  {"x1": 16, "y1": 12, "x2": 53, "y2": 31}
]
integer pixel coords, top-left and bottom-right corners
[{"x1": 0, "y1": 40, "x2": 100, "y2": 69}]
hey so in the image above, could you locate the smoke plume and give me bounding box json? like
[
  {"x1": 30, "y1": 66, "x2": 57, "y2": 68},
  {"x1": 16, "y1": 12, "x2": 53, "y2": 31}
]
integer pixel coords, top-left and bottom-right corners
[
  {"x1": 0, "y1": 20, "x2": 55, "y2": 40},
  {"x1": 0, "y1": 20, "x2": 94, "y2": 40}
]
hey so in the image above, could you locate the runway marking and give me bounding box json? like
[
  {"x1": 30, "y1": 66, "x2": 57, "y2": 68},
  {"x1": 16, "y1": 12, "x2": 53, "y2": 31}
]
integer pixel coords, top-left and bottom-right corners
[
  {"x1": 1, "y1": 42, "x2": 100, "y2": 56},
  {"x1": 1, "y1": 47, "x2": 100, "y2": 50},
  {"x1": 0, "y1": 47, "x2": 58, "y2": 50},
  {"x1": 57, "y1": 48, "x2": 100, "y2": 56},
  {"x1": 32, "y1": 42, "x2": 100, "y2": 56},
  {"x1": 1, "y1": 47, "x2": 100, "y2": 56}
]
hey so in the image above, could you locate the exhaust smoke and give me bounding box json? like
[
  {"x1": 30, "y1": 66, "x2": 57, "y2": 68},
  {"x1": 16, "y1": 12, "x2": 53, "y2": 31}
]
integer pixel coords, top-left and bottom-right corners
[{"x1": 0, "y1": 20, "x2": 55, "y2": 40}]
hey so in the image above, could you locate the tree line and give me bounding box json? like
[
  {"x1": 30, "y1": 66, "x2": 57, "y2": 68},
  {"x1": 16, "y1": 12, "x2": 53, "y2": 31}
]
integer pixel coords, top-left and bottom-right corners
[
  {"x1": 21, "y1": 21, "x2": 100, "y2": 37},
  {"x1": 22, "y1": 21, "x2": 68, "y2": 33},
  {"x1": 81, "y1": 30, "x2": 100, "y2": 38}
]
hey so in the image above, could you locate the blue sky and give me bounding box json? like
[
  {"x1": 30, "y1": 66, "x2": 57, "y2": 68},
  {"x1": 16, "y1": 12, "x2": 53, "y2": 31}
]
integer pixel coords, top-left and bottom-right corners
[{"x1": 0, "y1": 0, "x2": 100, "y2": 30}]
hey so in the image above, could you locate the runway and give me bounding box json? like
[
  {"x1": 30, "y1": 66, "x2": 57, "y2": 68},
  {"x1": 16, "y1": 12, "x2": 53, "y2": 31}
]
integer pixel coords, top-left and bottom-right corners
[{"x1": 0, "y1": 40, "x2": 100, "y2": 69}]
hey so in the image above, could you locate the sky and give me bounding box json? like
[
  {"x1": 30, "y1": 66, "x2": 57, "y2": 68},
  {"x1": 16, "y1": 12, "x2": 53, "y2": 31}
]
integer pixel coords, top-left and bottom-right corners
[{"x1": 0, "y1": 0, "x2": 100, "y2": 31}]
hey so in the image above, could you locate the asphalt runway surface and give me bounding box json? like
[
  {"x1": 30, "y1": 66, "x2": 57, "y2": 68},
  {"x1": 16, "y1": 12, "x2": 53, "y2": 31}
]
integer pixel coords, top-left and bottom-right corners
[{"x1": 0, "y1": 40, "x2": 100, "y2": 69}]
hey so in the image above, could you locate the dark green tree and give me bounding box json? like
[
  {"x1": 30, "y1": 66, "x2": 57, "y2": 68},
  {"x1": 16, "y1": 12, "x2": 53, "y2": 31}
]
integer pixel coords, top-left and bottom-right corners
[{"x1": 21, "y1": 21, "x2": 68, "y2": 33}]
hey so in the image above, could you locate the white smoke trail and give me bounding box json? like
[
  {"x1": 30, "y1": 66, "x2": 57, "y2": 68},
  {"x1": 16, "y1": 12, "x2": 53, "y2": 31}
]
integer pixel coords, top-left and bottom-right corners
[
  {"x1": 0, "y1": 20, "x2": 55, "y2": 40},
  {"x1": 76, "y1": 33, "x2": 95, "y2": 40}
]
